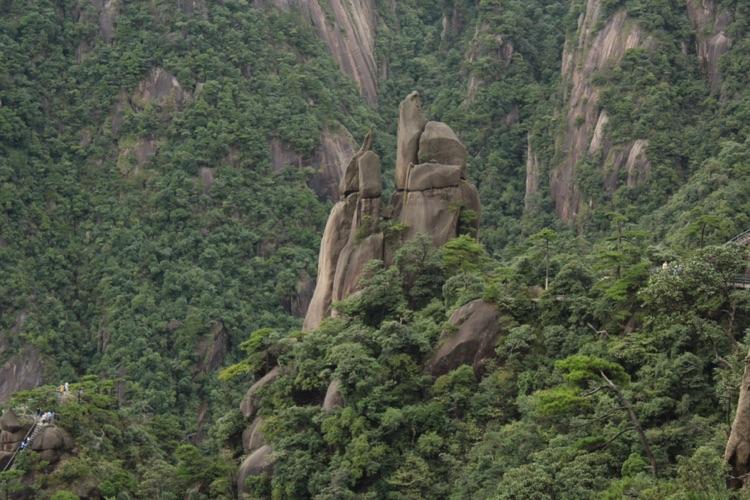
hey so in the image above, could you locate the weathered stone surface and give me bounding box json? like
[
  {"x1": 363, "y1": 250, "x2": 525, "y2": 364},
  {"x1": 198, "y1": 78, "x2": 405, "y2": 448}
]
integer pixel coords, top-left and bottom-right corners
[
  {"x1": 240, "y1": 367, "x2": 282, "y2": 419},
  {"x1": 395, "y1": 92, "x2": 427, "y2": 189},
  {"x1": 331, "y1": 232, "x2": 384, "y2": 303},
  {"x1": 303, "y1": 194, "x2": 358, "y2": 331},
  {"x1": 358, "y1": 151, "x2": 382, "y2": 198},
  {"x1": 0, "y1": 429, "x2": 26, "y2": 452},
  {"x1": 426, "y1": 300, "x2": 501, "y2": 377},
  {"x1": 525, "y1": 135, "x2": 540, "y2": 211},
  {"x1": 418, "y1": 121, "x2": 467, "y2": 171},
  {"x1": 726, "y1": 349, "x2": 750, "y2": 488},
  {"x1": 0, "y1": 346, "x2": 43, "y2": 404},
  {"x1": 553, "y1": 0, "x2": 648, "y2": 222},
  {"x1": 322, "y1": 379, "x2": 343, "y2": 411},
  {"x1": 254, "y1": 0, "x2": 378, "y2": 105},
  {"x1": 132, "y1": 67, "x2": 186, "y2": 109},
  {"x1": 237, "y1": 445, "x2": 275, "y2": 497},
  {"x1": 0, "y1": 410, "x2": 21, "y2": 433},
  {"x1": 407, "y1": 163, "x2": 462, "y2": 191},
  {"x1": 338, "y1": 155, "x2": 360, "y2": 196},
  {"x1": 400, "y1": 187, "x2": 463, "y2": 247},
  {"x1": 291, "y1": 272, "x2": 315, "y2": 318},
  {"x1": 687, "y1": 0, "x2": 732, "y2": 93},
  {"x1": 30, "y1": 426, "x2": 74, "y2": 453},
  {"x1": 242, "y1": 417, "x2": 266, "y2": 454}
]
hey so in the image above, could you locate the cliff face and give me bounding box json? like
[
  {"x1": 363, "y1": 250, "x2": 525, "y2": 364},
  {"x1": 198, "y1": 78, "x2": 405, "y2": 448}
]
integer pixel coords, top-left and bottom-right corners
[
  {"x1": 302, "y1": 92, "x2": 480, "y2": 332},
  {"x1": 254, "y1": 0, "x2": 378, "y2": 105},
  {"x1": 687, "y1": 0, "x2": 732, "y2": 93},
  {"x1": 552, "y1": 0, "x2": 649, "y2": 222}
]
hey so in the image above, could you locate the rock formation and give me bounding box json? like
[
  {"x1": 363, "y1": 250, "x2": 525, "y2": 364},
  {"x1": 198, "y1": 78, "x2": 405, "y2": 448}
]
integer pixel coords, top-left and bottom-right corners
[
  {"x1": 0, "y1": 342, "x2": 43, "y2": 404},
  {"x1": 725, "y1": 349, "x2": 750, "y2": 488},
  {"x1": 552, "y1": 0, "x2": 650, "y2": 222},
  {"x1": 0, "y1": 410, "x2": 74, "y2": 469},
  {"x1": 238, "y1": 92, "x2": 482, "y2": 494},
  {"x1": 687, "y1": 0, "x2": 732, "y2": 93},
  {"x1": 303, "y1": 92, "x2": 480, "y2": 332},
  {"x1": 426, "y1": 299, "x2": 502, "y2": 377}
]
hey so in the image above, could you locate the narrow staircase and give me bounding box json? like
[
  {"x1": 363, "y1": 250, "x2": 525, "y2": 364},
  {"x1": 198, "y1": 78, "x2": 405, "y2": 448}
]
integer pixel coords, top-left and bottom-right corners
[{"x1": 1, "y1": 420, "x2": 44, "y2": 472}]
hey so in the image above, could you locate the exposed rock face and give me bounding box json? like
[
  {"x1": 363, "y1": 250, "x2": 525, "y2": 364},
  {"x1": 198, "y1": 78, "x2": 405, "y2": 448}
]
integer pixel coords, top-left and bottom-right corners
[
  {"x1": 426, "y1": 299, "x2": 502, "y2": 377},
  {"x1": 273, "y1": 127, "x2": 357, "y2": 201},
  {"x1": 395, "y1": 92, "x2": 428, "y2": 189},
  {"x1": 552, "y1": 0, "x2": 648, "y2": 222},
  {"x1": 242, "y1": 417, "x2": 266, "y2": 454},
  {"x1": 131, "y1": 67, "x2": 187, "y2": 110},
  {"x1": 0, "y1": 410, "x2": 22, "y2": 433},
  {"x1": 0, "y1": 346, "x2": 44, "y2": 404},
  {"x1": 195, "y1": 321, "x2": 230, "y2": 376},
  {"x1": 418, "y1": 121, "x2": 468, "y2": 173},
  {"x1": 240, "y1": 366, "x2": 282, "y2": 418},
  {"x1": 524, "y1": 135, "x2": 540, "y2": 211},
  {"x1": 237, "y1": 445, "x2": 275, "y2": 497},
  {"x1": 322, "y1": 379, "x2": 343, "y2": 411},
  {"x1": 303, "y1": 93, "x2": 481, "y2": 331},
  {"x1": 31, "y1": 426, "x2": 74, "y2": 457},
  {"x1": 726, "y1": 350, "x2": 750, "y2": 488},
  {"x1": 687, "y1": 0, "x2": 732, "y2": 93},
  {"x1": 253, "y1": 0, "x2": 378, "y2": 105}
]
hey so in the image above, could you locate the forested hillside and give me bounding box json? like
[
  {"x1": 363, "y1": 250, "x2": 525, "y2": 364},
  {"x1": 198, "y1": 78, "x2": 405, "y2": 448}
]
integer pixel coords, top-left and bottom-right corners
[{"x1": 1, "y1": 0, "x2": 749, "y2": 498}]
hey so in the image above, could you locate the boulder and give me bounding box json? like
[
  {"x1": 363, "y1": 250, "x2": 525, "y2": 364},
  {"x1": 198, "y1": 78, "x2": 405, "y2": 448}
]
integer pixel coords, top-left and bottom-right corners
[
  {"x1": 358, "y1": 151, "x2": 382, "y2": 198},
  {"x1": 418, "y1": 121, "x2": 467, "y2": 172},
  {"x1": 237, "y1": 445, "x2": 275, "y2": 497},
  {"x1": 30, "y1": 426, "x2": 74, "y2": 452},
  {"x1": 426, "y1": 300, "x2": 502, "y2": 377},
  {"x1": 322, "y1": 379, "x2": 343, "y2": 411},
  {"x1": 0, "y1": 410, "x2": 21, "y2": 432},
  {"x1": 407, "y1": 163, "x2": 462, "y2": 191},
  {"x1": 395, "y1": 92, "x2": 427, "y2": 189},
  {"x1": 240, "y1": 367, "x2": 282, "y2": 419},
  {"x1": 242, "y1": 417, "x2": 266, "y2": 454}
]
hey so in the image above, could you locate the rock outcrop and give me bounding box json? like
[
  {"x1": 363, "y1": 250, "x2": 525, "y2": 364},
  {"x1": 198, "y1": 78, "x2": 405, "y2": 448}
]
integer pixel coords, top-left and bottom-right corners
[
  {"x1": 0, "y1": 410, "x2": 74, "y2": 469},
  {"x1": 426, "y1": 299, "x2": 502, "y2": 377},
  {"x1": 239, "y1": 93, "x2": 482, "y2": 490},
  {"x1": 30, "y1": 426, "x2": 74, "y2": 464},
  {"x1": 552, "y1": 0, "x2": 649, "y2": 222},
  {"x1": 237, "y1": 445, "x2": 275, "y2": 497},
  {"x1": 687, "y1": 0, "x2": 732, "y2": 93},
  {"x1": 272, "y1": 127, "x2": 357, "y2": 201},
  {"x1": 303, "y1": 93, "x2": 481, "y2": 331},
  {"x1": 240, "y1": 366, "x2": 282, "y2": 419},
  {"x1": 0, "y1": 346, "x2": 44, "y2": 404},
  {"x1": 726, "y1": 349, "x2": 750, "y2": 488}
]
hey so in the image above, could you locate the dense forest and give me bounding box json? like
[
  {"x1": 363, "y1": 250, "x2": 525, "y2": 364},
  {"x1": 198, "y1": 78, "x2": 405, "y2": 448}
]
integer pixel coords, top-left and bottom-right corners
[{"x1": 1, "y1": 0, "x2": 750, "y2": 498}]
